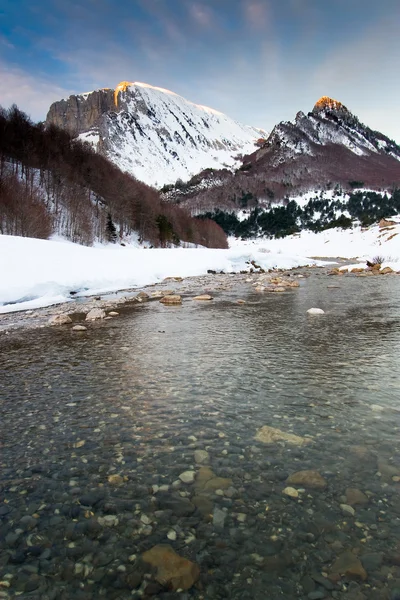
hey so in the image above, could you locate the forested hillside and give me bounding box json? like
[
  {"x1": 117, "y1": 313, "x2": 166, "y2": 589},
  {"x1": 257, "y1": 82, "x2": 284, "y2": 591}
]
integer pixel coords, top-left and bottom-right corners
[
  {"x1": 0, "y1": 106, "x2": 227, "y2": 248},
  {"x1": 200, "y1": 190, "x2": 400, "y2": 239}
]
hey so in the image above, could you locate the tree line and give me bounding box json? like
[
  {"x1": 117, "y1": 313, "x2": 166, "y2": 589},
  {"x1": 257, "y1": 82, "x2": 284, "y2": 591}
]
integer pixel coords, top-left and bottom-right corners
[
  {"x1": 0, "y1": 105, "x2": 227, "y2": 248},
  {"x1": 199, "y1": 190, "x2": 400, "y2": 239}
]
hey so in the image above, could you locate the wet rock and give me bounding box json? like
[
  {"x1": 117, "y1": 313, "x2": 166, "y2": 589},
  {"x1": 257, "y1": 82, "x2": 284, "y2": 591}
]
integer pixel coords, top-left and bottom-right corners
[
  {"x1": 263, "y1": 552, "x2": 292, "y2": 573},
  {"x1": 158, "y1": 494, "x2": 195, "y2": 517},
  {"x1": 192, "y1": 295, "x2": 213, "y2": 301},
  {"x1": 108, "y1": 474, "x2": 124, "y2": 485},
  {"x1": 330, "y1": 551, "x2": 367, "y2": 581},
  {"x1": 72, "y1": 325, "x2": 87, "y2": 331},
  {"x1": 307, "y1": 308, "x2": 325, "y2": 315},
  {"x1": 345, "y1": 488, "x2": 369, "y2": 506},
  {"x1": 142, "y1": 544, "x2": 200, "y2": 591},
  {"x1": 98, "y1": 515, "x2": 119, "y2": 527},
  {"x1": 195, "y1": 466, "x2": 232, "y2": 493},
  {"x1": 48, "y1": 314, "x2": 72, "y2": 325},
  {"x1": 282, "y1": 487, "x2": 299, "y2": 498},
  {"x1": 340, "y1": 504, "x2": 355, "y2": 517},
  {"x1": 213, "y1": 507, "x2": 226, "y2": 530},
  {"x1": 286, "y1": 470, "x2": 327, "y2": 489},
  {"x1": 179, "y1": 471, "x2": 195, "y2": 484},
  {"x1": 194, "y1": 450, "x2": 210, "y2": 464},
  {"x1": 108, "y1": 311, "x2": 119, "y2": 316},
  {"x1": 192, "y1": 495, "x2": 213, "y2": 519},
  {"x1": 159, "y1": 295, "x2": 182, "y2": 305},
  {"x1": 360, "y1": 552, "x2": 383, "y2": 571},
  {"x1": 255, "y1": 425, "x2": 311, "y2": 446},
  {"x1": 85, "y1": 308, "x2": 106, "y2": 321}
]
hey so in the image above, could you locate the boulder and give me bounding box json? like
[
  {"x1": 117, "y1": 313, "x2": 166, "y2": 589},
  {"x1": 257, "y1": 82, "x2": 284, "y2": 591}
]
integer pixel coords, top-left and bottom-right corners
[
  {"x1": 160, "y1": 295, "x2": 182, "y2": 305},
  {"x1": 255, "y1": 425, "x2": 311, "y2": 446},
  {"x1": 72, "y1": 324, "x2": 87, "y2": 331},
  {"x1": 86, "y1": 308, "x2": 106, "y2": 320},
  {"x1": 286, "y1": 470, "x2": 327, "y2": 489},
  {"x1": 380, "y1": 266, "x2": 394, "y2": 274},
  {"x1": 307, "y1": 308, "x2": 325, "y2": 315},
  {"x1": 142, "y1": 545, "x2": 200, "y2": 591},
  {"x1": 192, "y1": 294, "x2": 213, "y2": 301},
  {"x1": 49, "y1": 314, "x2": 72, "y2": 325}
]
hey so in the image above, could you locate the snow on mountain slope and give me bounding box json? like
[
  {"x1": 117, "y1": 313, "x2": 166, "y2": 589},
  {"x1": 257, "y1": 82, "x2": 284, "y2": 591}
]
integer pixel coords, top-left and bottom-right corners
[
  {"x1": 46, "y1": 81, "x2": 265, "y2": 188},
  {"x1": 103, "y1": 82, "x2": 265, "y2": 187}
]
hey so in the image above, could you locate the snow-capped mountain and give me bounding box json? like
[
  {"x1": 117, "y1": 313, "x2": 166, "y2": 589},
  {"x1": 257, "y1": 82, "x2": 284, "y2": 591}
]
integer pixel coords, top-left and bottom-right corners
[
  {"x1": 163, "y1": 96, "x2": 400, "y2": 212},
  {"x1": 46, "y1": 81, "x2": 265, "y2": 188}
]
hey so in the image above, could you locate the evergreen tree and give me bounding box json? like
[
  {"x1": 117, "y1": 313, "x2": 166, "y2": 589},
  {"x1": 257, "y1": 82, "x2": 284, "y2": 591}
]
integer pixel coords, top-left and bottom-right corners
[{"x1": 106, "y1": 213, "x2": 117, "y2": 243}]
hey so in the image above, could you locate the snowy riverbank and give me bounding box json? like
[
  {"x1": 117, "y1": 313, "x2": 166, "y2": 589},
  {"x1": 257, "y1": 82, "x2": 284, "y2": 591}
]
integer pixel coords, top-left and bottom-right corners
[
  {"x1": 0, "y1": 236, "x2": 320, "y2": 314},
  {"x1": 1, "y1": 217, "x2": 399, "y2": 314}
]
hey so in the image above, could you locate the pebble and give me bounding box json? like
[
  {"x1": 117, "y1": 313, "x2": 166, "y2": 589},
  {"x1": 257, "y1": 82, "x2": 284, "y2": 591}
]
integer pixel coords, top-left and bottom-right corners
[
  {"x1": 340, "y1": 504, "x2": 356, "y2": 517},
  {"x1": 179, "y1": 471, "x2": 195, "y2": 484},
  {"x1": 282, "y1": 487, "x2": 299, "y2": 498}
]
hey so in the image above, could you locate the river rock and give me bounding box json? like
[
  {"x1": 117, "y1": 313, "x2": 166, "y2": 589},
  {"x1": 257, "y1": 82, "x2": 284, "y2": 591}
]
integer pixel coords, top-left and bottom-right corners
[
  {"x1": 49, "y1": 314, "x2": 72, "y2": 325},
  {"x1": 192, "y1": 495, "x2": 213, "y2": 519},
  {"x1": 108, "y1": 474, "x2": 124, "y2": 485},
  {"x1": 307, "y1": 308, "x2": 325, "y2": 315},
  {"x1": 159, "y1": 295, "x2": 182, "y2": 305},
  {"x1": 286, "y1": 470, "x2": 327, "y2": 489},
  {"x1": 72, "y1": 325, "x2": 87, "y2": 331},
  {"x1": 142, "y1": 544, "x2": 200, "y2": 591},
  {"x1": 195, "y1": 466, "x2": 232, "y2": 493},
  {"x1": 158, "y1": 494, "x2": 195, "y2": 517},
  {"x1": 255, "y1": 425, "x2": 311, "y2": 446},
  {"x1": 330, "y1": 551, "x2": 367, "y2": 581},
  {"x1": 192, "y1": 294, "x2": 213, "y2": 301},
  {"x1": 194, "y1": 450, "x2": 210, "y2": 464},
  {"x1": 86, "y1": 308, "x2": 106, "y2": 320},
  {"x1": 340, "y1": 504, "x2": 355, "y2": 517},
  {"x1": 179, "y1": 471, "x2": 195, "y2": 484},
  {"x1": 282, "y1": 487, "x2": 299, "y2": 498},
  {"x1": 108, "y1": 311, "x2": 119, "y2": 316},
  {"x1": 345, "y1": 488, "x2": 368, "y2": 506}
]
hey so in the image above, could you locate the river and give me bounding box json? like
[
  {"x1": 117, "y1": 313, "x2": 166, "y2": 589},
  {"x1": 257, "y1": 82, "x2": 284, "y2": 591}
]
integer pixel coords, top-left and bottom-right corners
[{"x1": 1, "y1": 271, "x2": 400, "y2": 599}]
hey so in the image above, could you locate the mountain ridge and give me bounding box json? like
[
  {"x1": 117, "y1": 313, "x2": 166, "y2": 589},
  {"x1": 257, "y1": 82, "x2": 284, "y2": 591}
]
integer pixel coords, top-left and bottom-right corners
[
  {"x1": 46, "y1": 81, "x2": 265, "y2": 188},
  {"x1": 162, "y1": 95, "x2": 400, "y2": 213}
]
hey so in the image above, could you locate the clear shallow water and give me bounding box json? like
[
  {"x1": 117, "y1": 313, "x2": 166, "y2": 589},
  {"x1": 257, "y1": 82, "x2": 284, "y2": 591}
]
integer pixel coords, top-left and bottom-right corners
[{"x1": 1, "y1": 273, "x2": 400, "y2": 599}]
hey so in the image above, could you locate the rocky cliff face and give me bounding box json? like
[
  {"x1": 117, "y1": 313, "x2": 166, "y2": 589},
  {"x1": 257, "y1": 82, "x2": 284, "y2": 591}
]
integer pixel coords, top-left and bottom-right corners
[
  {"x1": 46, "y1": 82, "x2": 264, "y2": 187},
  {"x1": 46, "y1": 88, "x2": 115, "y2": 137}
]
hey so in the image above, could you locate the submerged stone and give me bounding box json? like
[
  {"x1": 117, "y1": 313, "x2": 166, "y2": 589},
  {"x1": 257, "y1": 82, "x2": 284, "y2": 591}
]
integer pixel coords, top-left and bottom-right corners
[
  {"x1": 255, "y1": 425, "x2": 311, "y2": 446},
  {"x1": 142, "y1": 544, "x2": 200, "y2": 591}
]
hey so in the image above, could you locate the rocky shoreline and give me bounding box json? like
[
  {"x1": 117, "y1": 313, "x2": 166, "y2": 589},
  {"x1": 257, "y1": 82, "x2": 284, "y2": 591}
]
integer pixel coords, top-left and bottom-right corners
[{"x1": 0, "y1": 266, "x2": 325, "y2": 336}]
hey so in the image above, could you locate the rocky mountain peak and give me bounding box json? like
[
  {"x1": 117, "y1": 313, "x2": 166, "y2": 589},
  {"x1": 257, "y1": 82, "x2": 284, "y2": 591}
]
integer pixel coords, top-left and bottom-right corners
[{"x1": 312, "y1": 96, "x2": 350, "y2": 115}]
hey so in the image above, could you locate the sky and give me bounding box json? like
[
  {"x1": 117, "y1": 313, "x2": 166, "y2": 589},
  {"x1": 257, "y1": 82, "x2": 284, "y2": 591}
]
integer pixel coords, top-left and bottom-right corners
[{"x1": 1, "y1": 0, "x2": 399, "y2": 142}]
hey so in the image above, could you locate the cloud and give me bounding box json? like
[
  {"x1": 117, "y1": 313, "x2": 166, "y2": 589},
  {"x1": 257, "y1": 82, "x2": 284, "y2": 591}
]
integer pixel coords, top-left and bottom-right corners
[
  {"x1": 0, "y1": 61, "x2": 73, "y2": 120},
  {"x1": 189, "y1": 2, "x2": 214, "y2": 28},
  {"x1": 243, "y1": 0, "x2": 269, "y2": 30}
]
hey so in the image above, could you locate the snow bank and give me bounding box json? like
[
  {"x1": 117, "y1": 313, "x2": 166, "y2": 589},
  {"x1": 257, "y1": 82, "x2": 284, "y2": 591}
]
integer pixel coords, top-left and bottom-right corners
[
  {"x1": 229, "y1": 219, "x2": 400, "y2": 266},
  {"x1": 0, "y1": 236, "x2": 319, "y2": 314}
]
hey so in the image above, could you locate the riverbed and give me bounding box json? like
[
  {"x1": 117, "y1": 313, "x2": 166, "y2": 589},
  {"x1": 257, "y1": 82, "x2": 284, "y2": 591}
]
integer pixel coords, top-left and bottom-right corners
[{"x1": 1, "y1": 271, "x2": 400, "y2": 599}]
